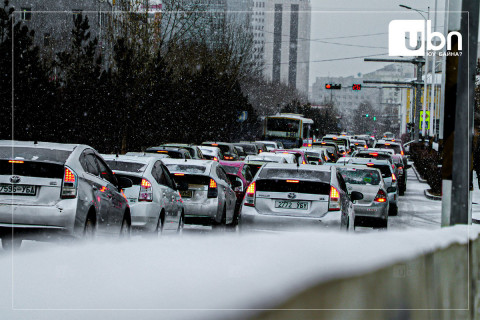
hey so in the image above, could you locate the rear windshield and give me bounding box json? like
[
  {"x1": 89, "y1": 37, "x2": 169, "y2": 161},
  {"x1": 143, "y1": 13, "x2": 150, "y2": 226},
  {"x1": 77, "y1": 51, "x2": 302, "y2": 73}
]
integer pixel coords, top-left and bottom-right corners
[
  {"x1": 165, "y1": 164, "x2": 206, "y2": 174},
  {"x1": 256, "y1": 179, "x2": 330, "y2": 195},
  {"x1": 259, "y1": 169, "x2": 330, "y2": 182},
  {"x1": 203, "y1": 144, "x2": 230, "y2": 154},
  {"x1": 375, "y1": 144, "x2": 401, "y2": 154},
  {"x1": 354, "y1": 153, "x2": 391, "y2": 161},
  {"x1": 245, "y1": 163, "x2": 263, "y2": 177},
  {"x1": 114, "y1": 173, "x2": 143, "y2": 186},
  {"x1": 0, "y1": 147, "x2": 72, "y2": 163},
  {"x1": 173, "y1": 174, "x2": 210, "y2": 186},
  {"x1": 105, "y1": 160, "x2": 147, "y2": 173},
  {"x1": 0, "y1": 160, "x2": 64, "y2": 179},
  {"x1": 222, "y1": 165, "x2": 239, "y2": 175},
  {"x1": 237, "y1": 144, "x2": 257, "y2": 154},
  {"x1": 306, "y1": 155, "x2": 321, "y2": 163},
  {"x1": 337, "y1": 168, "x2": 381, "y2": 185},
  {"x1": 368, "y1": 165, "x2": 391, "y2": 178},
  {"x1": 323, "y1": 138, "x2": 346, "y2": 146},
  {"x1": 203, "y1": 154, "x2": 217, "y2": 160},
  {"x1": 146, "y1": 150, "x2": 183, "y2": 159}
]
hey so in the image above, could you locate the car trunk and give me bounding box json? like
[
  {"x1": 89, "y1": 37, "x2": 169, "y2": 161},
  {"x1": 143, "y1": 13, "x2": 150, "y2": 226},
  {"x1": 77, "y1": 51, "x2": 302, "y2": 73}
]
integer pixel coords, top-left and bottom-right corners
[
  {"x1": 254, "y1": 179, "x2": 330, "y2": 218},
  {"x1": 0, "y1": 160, "x2": 65, "y2": 205},
  {"x1": 173, "y1": 174, "x2": 211, "y2": 203},
  {"x1": 113, "y1": 172, "x2": 143, "y2": 203},
  {"x1": 346, "y1": 184, "x2": 379, "y2": 205}
]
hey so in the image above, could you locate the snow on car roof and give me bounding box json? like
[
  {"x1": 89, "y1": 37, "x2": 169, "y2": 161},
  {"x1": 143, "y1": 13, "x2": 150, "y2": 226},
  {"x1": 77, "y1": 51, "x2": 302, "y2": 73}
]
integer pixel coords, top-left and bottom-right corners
[
  {"x1": 0, "y1": 140, "x2": 82, "y2": 151},
  {"x1": 162, "y1": 158, "x2": 214, "y2": 169},
  {"x1": 262, "y1": 163, "x2": 332, "y2": 172},
  {"x1": 102, "y1": 154, "x2": 155, "y2": 165}
]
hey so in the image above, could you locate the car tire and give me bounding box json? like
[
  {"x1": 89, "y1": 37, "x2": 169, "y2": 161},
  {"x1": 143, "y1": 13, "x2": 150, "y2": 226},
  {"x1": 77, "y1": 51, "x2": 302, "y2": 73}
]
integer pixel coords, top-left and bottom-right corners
[
  {"x1": 120, "y1": 212, "x2": 131, "y2": 238},
  {"x1": 212, "y1": 206, "x2": 226, "y2": 231},
  {"x1": 177, "y1": 211, "x2": 185, "y2": 235},
  {"x1": 389, "y1": 203, "x2": 398, "y2": 216},
  {"x1": 2, "y1": 237, "x2": 22, "y2": 250},
  {"x1": 156, "y1": 210, "x2": 165, "y2": 236},
  {"x1": 84, "y1": 213, "x2": 96, "y2": 240}
]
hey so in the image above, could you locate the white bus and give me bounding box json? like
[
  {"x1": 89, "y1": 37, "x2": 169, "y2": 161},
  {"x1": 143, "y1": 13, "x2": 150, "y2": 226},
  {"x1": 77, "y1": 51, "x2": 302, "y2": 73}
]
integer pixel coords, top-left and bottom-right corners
[{"x1": 263, "y1": 114, "x2": 314, "y2": 149}]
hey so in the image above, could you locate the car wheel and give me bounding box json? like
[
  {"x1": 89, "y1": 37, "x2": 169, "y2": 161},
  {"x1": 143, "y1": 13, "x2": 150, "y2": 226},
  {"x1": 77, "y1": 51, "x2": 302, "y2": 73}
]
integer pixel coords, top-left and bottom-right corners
[
  {"x1": 120, "y1": 212, "x2": 131, "y2": 238},
  {"x1": 389, "y1": 203, "x2": 398, "y2": 216},
  {"x1": 156, "y1": 210, "x2": 165, "y2": 237},
  {"x1": 2, "y1": 237, "x2": 22, "y2": 250},
  {"x1": 84, "y1": 214, "x2": 96, "y2": 240},
  {"x1": 177, "y1": 211, "x2": 185, "y2": 235},
  {"x1": 212, "y1": 206, "x2": 226, "y2": 231}
]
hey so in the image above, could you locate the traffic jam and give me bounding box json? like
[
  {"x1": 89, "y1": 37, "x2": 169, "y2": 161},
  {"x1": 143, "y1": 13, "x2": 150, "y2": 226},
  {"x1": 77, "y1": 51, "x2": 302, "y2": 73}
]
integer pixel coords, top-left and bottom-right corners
[{"x1": 0, "y1": 113, "x2": 409, "y2": 249}]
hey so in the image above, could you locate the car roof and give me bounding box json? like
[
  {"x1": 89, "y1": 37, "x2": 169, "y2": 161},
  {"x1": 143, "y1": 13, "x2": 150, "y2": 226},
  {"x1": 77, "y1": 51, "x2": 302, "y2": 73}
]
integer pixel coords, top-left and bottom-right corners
[
  {"x1": 146, "y1": 146, "x2": 189, "y2": 153},
  {"x1": 376, "y1": 140, "x2": 401, "y2": 145},
  {"x1": 102, "y1": 154, "x2": 156, "y2": 164},
  {"x1": 262, "y1": 163, "x2": 332, "y2": 172},
  {"x1": 219, "y1": 161, "x2": 244, "y2": 168},
  {"x1": 162, "y1": 158, "x2": 214, "y2": 170},
  {"x1": 0, "y1": 140, "x2": 83, "y2": 151},
  {"x1": 349, "y1": 158, "x2": 391, "y2": 165}
]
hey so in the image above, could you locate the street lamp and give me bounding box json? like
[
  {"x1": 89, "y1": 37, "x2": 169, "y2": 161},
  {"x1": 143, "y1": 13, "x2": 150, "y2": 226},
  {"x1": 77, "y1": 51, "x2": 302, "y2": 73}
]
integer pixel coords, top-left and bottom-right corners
[{"x1": 399, "y1": 4, "x2": 430, "y2": 140}]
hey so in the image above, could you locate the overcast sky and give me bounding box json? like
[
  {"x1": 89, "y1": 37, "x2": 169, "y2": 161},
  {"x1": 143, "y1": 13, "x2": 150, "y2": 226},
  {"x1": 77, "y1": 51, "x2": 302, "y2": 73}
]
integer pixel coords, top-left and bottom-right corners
[{"x1": 308, "y1": 0, "x2": 446, "y2": 85}]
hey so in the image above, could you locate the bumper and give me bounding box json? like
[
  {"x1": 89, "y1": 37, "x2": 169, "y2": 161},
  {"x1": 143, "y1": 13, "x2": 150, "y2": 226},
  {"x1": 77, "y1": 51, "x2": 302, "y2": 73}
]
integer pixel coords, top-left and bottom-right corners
[
  {"x1": 239, "y1": 206, "x2": 344, "y2": 232},
  {"x1": 129, "y1": 202, "x2": 159, "y2": 232},
  {"x1": 183, "y1": 198, "x2": 219, "y2": 219},
  {"x1": 354, "y1": 202, "x2": 388, "y2": 219},
  {"x1": 388, "y1": 192, "x2": 397, "y2": 205},
  {"x1": 0, "y1": 200, "x2": 77, "y2": 237}
]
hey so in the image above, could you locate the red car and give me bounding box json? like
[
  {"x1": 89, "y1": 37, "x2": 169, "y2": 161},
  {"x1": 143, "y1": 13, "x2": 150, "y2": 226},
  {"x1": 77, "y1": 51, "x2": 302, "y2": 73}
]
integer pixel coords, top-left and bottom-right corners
[
  {"x1": 219, "y1": 161, "x2": 254, "y2": 223},
  {"x1": 271, "y1": 149, "x2": 308, "y2": 165}
]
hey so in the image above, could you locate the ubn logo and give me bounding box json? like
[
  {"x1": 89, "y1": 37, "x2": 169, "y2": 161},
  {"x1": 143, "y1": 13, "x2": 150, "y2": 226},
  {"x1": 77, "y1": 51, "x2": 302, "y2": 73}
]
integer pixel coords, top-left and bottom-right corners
[{"x1": 389, "y1": 20, "x2": 462, "y2": 56}]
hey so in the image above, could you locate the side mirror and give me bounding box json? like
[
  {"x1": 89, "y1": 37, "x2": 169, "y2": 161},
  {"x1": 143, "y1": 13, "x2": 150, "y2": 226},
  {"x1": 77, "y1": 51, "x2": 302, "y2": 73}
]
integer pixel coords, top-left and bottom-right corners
[
  {"x1": 117, "y1": 177, "x2": 133, "y2": 190},
  {"x1": 387, "y1": 187, "x2": 396, "y2": 193},
  {"x1": 176, "y1": 181, "x2": 189, "y2": 191},
  {"x1": 350, "y1": 191, "x2": 364, "y2": 201}
]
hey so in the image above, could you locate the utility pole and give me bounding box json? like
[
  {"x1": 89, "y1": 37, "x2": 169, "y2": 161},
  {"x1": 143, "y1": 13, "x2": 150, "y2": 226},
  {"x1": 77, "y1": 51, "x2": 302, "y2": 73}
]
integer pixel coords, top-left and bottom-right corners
[{"x1": 364, "y1": 58, "x2": 425, "y2": 142}]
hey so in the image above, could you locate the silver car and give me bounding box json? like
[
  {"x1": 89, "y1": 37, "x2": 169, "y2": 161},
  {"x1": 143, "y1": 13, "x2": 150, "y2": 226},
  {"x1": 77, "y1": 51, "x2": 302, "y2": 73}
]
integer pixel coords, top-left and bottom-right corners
[
  {"x1": 335, "y1": 165, "x2": 390, "y2": 229},
  {"x1": 239, "y1": 164, "x2": 363, "y2": 232},
  {"x1": 0, "y1": 141, "x2": 132, "y2": 249},
  {"x1": 348, "y1": 158, "x2": 399, "y2": 216},
  {"x1": 103, "y1": 155, "x2": 185, "y2": 234},
  {"x1": 162, "y1": 159, "x2": 237, "y2": 228}
]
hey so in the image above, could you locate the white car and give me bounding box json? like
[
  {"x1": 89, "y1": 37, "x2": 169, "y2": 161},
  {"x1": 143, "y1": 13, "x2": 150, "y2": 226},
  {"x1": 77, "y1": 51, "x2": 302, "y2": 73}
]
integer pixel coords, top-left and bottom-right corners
[
  {"x1": 244, "y1": 153, "x2": 295, "y2": 164},
  {"x1": 103, "y1": 155, "x2": 185, "y2": 234},
  {"x1": 198, "y1": 146, "x2": 224, "y2": 161}
]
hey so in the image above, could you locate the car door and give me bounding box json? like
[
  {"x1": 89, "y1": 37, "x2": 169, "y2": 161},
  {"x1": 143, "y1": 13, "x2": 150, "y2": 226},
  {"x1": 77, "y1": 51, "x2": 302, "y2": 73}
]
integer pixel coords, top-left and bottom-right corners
[
  {"x1": 216, "y1": 166, "x2": 235, "y2": 222},
  {"x1": 95, "y1": 155, "x2": 125, "y2": 234},
  {"x1": 161, "y1": 164, "x2": 180, "y2": 228},
  {"x1": 154, "y1": 162, "x2": 176, "y2": 228},
  {"x1": 79, "y1": 150, "x2": 111, "y2": 235}
]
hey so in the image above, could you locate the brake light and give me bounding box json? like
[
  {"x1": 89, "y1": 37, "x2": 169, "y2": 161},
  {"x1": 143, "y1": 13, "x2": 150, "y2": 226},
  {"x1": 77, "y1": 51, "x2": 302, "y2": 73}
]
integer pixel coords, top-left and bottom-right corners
[
  {"x1": 225, "y1": 156, "x2": 233, "y2": 160},
  {"x1": 208, "y1": 178, "x2": 218, "y2": 198},
  {"x1": 8, "y1": 160, "x2": 24, "y2": 164},
  {"x1": 367, "y1": 163, "x2": 374, "y2": 166},
  {"x1": 308, "y1": 144, "x2": 312, "y2": 147},
  {"x1": 286, "y1": 180, "x2": 299, "y2": 183},
  {"x1": 259, "y1": 150, "x2": 263, "y2": 153},
  {"x1": 369, "y1": 152, "x2": 378, "y2": 156},
  {"x1": 333, "y1": 137, "x2": 337, "y2": 140},
  {"x1": 139, "y1": 178, "x2": 153, "y2": 201},
  {"x1": 401, "y1": 151, "x2": 404, "y2": 156},
  {"x1": 157, "y1": 150, "x2": 168, "y2": 153},
  {"x1": 374, "y1": 189, "x2": 387, "y2": 203},
  {"x1": 244, "y1": 181, "x2": 256, "y2": 207},
  {"x1": 174, "y1": 173, "x2": 184, "y2": 176},
  {"x1": 213, "y1": 157, "x2": 218, "y2": 161},
  {"x1": 61, "y1": 166, "x2": 77, "y2": 199},
  {"x1": 364, "y1": 145, "x2": 368, "y2": 148},
  {"x1": 392, "y1": 173, "x2": 397, "y2": 181},
  {"x1": 212, "y1": 143, "x2": 218, "y2": 146},
  {"x1": 385, "y1": 143, "x2": 391, "y2": 146},
  {"x1": 302, "y1": 160, "x2": 306, "y2": 164},
  {"x1": 329, "y1": 186, "x2": 340, "y2": 211}
]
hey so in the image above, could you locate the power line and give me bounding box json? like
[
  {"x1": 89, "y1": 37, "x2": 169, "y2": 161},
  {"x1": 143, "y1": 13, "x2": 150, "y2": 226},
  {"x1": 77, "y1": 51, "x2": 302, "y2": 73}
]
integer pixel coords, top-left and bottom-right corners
[{"x1": 263, "y1": 52, "x2": 389, "y2": 65}]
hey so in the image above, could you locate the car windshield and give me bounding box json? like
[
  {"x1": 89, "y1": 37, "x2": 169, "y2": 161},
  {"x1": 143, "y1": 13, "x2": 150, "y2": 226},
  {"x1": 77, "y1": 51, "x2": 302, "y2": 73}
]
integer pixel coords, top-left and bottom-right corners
[
  {"x1": 256, "y1": 179, "x2": 330, "y2": 195},
  {"x1": 222, "y1": 165, "x2": 239, "y2": 175},
  {"x1": 237, "y1": 144, "x2": 257, "y2": 154},
  {"x1": 0, "y1": 147, "x2": 72, "y2": 163},
  {"x1": 338, "y1": 168, "x2": 381, "y2": 185},
  {"x1": 259, "y1": 169, "x2": 330, "y2": 182},
  {"x1": 105, "y1": 160, "x2": 147, "y2": 173},
  {"x1": 375, "y1": 144, "x2": 401, "y2": 154},
  {"x1": 164, "y1": 164, "x2": 206, "y2": 174},
  {"x1": 146, "y1": 150, "x2": 184, "y2": 159}
]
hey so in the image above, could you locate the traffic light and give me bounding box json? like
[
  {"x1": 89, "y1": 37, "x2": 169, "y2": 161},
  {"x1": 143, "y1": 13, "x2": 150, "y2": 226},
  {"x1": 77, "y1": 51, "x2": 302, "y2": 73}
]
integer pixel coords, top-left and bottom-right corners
[
  {"x1": 365, "y1": 114, "x2": 369, "y2": 117},
  {"x1": 352, "y1": 84, "x2": 362, "y2": 90},
  {"x1": 325, "y1": 84, "x2": 341, "y2": 90},
  {"x1": 373, "y1": 116, "x2": 376, "y2": 121}
]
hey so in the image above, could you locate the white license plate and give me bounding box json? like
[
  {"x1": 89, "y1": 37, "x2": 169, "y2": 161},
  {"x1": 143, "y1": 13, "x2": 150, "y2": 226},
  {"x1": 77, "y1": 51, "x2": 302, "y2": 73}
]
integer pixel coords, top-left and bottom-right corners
[
  {"x1": 0, "y1": 184, "x2": 36, "y2": 196},
  {"x1": 275, "y1": 200, "x2": 309, "y2": 210},
  {"x1": 180, "y1": 190, "x2": 193, "y2": 198}
]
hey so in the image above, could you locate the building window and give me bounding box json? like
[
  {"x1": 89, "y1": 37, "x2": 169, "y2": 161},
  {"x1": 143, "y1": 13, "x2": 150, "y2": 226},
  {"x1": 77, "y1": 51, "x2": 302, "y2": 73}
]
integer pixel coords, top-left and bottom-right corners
[
  {"x1": 43, "y1": 33, "x2": 50, "y2": 46},
  {"x1": 21, "y1": 7, "x2": 32, "y2": 21}
]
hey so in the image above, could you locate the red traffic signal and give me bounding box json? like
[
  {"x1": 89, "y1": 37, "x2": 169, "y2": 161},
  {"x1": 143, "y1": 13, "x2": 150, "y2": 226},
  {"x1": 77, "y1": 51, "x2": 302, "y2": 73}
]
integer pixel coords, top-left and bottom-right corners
[
  {"x1": 325, "y1": 84, "x2": 341, "y2": 90},
  {"x1": 325, "y1": 84, "x2": 331, "y2": 89},
  {"x1": 352, "y1": 84, "x2": 362, "y2": 90}
]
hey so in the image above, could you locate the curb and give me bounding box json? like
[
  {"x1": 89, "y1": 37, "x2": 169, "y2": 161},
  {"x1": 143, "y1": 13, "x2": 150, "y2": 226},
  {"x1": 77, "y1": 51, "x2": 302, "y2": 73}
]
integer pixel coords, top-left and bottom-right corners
[
  {"x1": 424, "y1": 189, "x2": 441, "y2": 201},
  {"x1": 412, "y1": 163, "x2": 428, "y2": 184}
]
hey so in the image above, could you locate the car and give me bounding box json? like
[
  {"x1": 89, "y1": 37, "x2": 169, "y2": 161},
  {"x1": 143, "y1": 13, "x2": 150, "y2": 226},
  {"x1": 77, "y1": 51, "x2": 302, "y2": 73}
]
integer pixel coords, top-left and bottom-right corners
[
  {"x1": 233, "y1": 143, "x2": 259, "y2": 156},
  {"x1": 126, "y1": 152, "x2": 170, "y2": 159},
  {"x1": 271, "y1": 149, "x2": 308, "y2": 164},
  {"x1": 348, "y1": 158, "x2": 399, "y2": 216},
  {"x1": 239, "y1": 163, "x2": 362, "y2": 232},
  {"x1": 220, "y1": 161, "x2": 254, "y2": 223},
  {"x1": 335, "y1": 165, "x2": 390, "y2": 229},
  {"x1": 198, "y1": 146, "x2": 224, "y2": 161},
  {"x1": 355, "y1": 134, "x2": 375, "y2": 148},
  {"x1": 244, "y1": 153, "x2": 294, "y2": 164},
  {"x1": 240, "y1": 141, "x2": 269, "y2": 153},
  {"x1": 234, "y1": 146, "x2": 247, "y2": 161},
  {"x1": 391, "y1": 154, "x2": 407, "y2": 195},
  {"x1": 351, "y1": 150, "x2": 394, "y2": 165},
  {"x1": 382, "y1": 132, "x2": 396, "y2": 140},
  {"x1": 350, "y1": 139, "x2": 368, "y2": 151},
  {"x1": 294, "y1": 149, "x2": 325, "y2": 165},
  {"x1": 322, "y1": 135, "x2": 351, "y2": 154},
  {"x1": 159, "y1": 144, "x2": 204, "y2": 159},
  {"x1": 162, "y1": 159, "x2": 237, "y2": 228},
  {"x1": 0, "y1": 141, "x2": 132, "y2": 249},
  {"x1": 255, "y1": 140, "x2": 284, "y2": 151},
  {"x1": 374, "y1": 140, "x2": 409, "y2": 171},
  {"x1": 201, "y1": 142, "x2": 239, "y2": 160},
  {"x1": 145, "y1": 146, "x2": 193, "y2": 159},
  {"x1": 103, "y1": 155, "x2": 185, "y2": 235},
  {"x1": 312, "y1": 141, "x2": 340, "y2": 162}
]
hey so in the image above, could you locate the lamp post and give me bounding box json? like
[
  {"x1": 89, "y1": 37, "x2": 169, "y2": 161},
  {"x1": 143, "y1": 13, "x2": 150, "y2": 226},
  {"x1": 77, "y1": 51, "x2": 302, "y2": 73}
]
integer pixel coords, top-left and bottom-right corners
[{"x1": 399, "y1": 4, "x2": 430, "y2": 140}]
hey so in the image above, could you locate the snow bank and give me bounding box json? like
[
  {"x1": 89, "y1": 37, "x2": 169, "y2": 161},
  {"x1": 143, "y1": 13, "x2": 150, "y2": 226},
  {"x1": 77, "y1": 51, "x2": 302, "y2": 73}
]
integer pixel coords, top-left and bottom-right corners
[{"x1": 0, "y1": 225, "x2": 478, "y2": 319}]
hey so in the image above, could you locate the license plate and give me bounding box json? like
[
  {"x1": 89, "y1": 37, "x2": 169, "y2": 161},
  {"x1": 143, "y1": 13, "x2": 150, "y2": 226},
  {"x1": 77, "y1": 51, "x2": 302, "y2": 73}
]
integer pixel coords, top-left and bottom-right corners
[
  {"x1": 275, "y1": 200, "x2": 308, "y2": 210},
  {"x1": 180, "y1": 190, "x2": 193, "y2": 198},
  {"x1": 0, "y1": 184, "x2": 36, "y2": 196}
]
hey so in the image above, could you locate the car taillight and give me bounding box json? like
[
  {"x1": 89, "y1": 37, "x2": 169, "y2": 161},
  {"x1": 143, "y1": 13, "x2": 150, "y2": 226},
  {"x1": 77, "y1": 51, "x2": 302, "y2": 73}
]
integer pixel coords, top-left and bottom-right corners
[
  {"x1": 244, "y1": 181, "x2": 256, "y2": 207},
  {"x1": 213, "y1": 157, "x2": 218, "y2": 161},
  {"x1": 374, "y1": 189, "x2": 387, "y2": 202},
  {"x1": 208, "y1": 178, "x2": 218, "y2": 198},
  {"x1": 401, "y1": 151, "x2": 404, "y2": 156},
  {"x1": 61, "y1": 166, "x2": 77, "y2": 199},
  {"x1": 329, "y1": 186, "x2": 341, "y2": 211},
  {"x1": 392, "y1": 173, "x2": 397, "y2": 181},
  {"x1": 139, "y1": 178, "x2": 153, "y2": 201}
]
